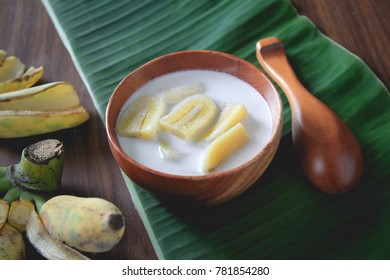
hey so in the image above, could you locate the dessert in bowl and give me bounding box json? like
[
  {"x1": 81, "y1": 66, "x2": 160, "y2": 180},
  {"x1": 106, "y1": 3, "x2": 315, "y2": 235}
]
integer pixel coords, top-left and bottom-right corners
[{"x1": 106, "y1": 50, "x2": 283, "y2": 204}]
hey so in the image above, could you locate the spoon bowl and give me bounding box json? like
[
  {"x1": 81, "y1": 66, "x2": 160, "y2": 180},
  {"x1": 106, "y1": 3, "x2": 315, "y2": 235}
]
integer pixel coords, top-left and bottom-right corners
[{"x1": 256, "y1": 37, "x2": 363, "y2": 194}]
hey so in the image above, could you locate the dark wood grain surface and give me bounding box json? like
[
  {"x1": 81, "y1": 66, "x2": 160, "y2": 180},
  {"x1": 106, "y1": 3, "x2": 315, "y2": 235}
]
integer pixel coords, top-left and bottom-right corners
[{"x1": 0, "y1": 0, "x2": 388, "y2": 260}]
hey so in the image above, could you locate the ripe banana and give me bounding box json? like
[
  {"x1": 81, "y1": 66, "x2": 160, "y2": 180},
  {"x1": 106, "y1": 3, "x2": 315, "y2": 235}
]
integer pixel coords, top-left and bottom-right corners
[
  {"x1": 0, "y1": 223, "x2": 25, "y2": 260},
  {"x1": 161, "y1": 82, "x2": 205, "y2": 104},
  {"x1": 202, "y1": 122, "x2": 249, "y2": 172},
  {"x1": 0, "y1": 50, "x2": 43, "y2": 94},
  {"x1": 0, "y1": 199, "x2": 9, "y2": 230},
  {"x1": 26, "y1": 210, "x2": 89, "y2": 260},
  {"x1": 117, "y1": 95, "x2": 166, "y2": 139},
  {"x1": 199, "y1": 103, "x2": 248, "y2": 143},
  {"x1": 0, "y1": 50, "x2": 6, "y2": 64},
  {"x1": 0, "y1": 82, "x2": 89, "y2": 138},
  {"x1": 39, "y1": 195, "x2": 125, "y2": 253},
  {"x1": 8, "y1": 200, "x2": 35, "y2": 232},
  {"x1": 160, "y1": 94, "x2": 217, "y2": 141}
]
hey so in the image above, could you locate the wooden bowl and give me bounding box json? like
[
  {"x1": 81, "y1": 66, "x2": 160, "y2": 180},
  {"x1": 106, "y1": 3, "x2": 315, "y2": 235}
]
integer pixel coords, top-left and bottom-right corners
[{"x1": 106, "y1": 50, "x2": 283, "y2": 204}]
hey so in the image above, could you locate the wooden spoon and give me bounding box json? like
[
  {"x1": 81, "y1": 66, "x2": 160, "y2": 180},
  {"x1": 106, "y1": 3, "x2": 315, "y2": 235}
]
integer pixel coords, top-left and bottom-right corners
[{"x1": 256, "y1": 37, "x2": 363, "y2": 194}]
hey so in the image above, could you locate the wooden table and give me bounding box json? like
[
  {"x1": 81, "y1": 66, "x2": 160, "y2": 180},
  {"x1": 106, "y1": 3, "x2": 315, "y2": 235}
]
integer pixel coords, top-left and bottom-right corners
[{"x1": 0, "y1": 0, "x2": 388, "y2": 260}]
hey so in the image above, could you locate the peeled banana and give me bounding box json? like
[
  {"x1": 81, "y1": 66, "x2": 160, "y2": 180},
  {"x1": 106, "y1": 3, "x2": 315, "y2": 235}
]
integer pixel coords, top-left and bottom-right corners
[
  {"x1": 161, "y1": 82, "x2": 205, "y2": 104},
  {"x1": 158, "y1": 139, "x2": 182, "y2": 160},
  {"x1": 39, "y1": 195, "x2": 125, "y2": 253},
  {"x1": 0, "y1": 223, "x2": 25, "y2": 260},
  {"x1": 202, "y1": 122, "x2": 249, "y2": 172},
  {"x1": 26, "y1": 210, "x2": 89, "y2": 260},
  {"x1": 116, "y1": 95, "x2": 166, "y2": 139},
  {"x1": 160, "y1": 94, "x2": 217, "y2": 141},
  {"x1": 200, "y1": 103, "x2": 248, "y2": 143}
]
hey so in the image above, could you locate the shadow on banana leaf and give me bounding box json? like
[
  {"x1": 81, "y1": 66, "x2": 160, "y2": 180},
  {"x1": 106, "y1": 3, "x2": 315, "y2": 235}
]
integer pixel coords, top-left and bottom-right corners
[{"x1": 155, "y1": 135, "x2": 386, "y2": 259}]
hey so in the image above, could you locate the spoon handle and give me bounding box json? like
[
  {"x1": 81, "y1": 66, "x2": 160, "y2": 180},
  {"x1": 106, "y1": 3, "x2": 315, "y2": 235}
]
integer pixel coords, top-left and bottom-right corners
[
  {"x1": 256, "y1": 37, "x2": 319, "y2": 112},
  {"x1": 256, "y1": 37, "x2": 363, "y2": 194}
]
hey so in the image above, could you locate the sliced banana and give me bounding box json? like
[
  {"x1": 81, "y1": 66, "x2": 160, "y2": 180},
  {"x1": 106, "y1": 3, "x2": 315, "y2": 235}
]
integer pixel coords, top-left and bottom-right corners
[
  {"x1": 202, "y1": 122, "x2": 249, "y2": 172},
  {"x1": 116, "y1": 95, "x2": 166, "y2": 139},
  {"x1": 199, "y1": 103, "x2": 248, "y2": 143},
  {"x1": 161, "y1": 82, "x2": 205, "y2": 104},
  {"x1": 160, "y1": 94, "x2": 217, "y2": 141},
  {"x1": 158, "y1": 139, "x2": 182, "y2": 160}
]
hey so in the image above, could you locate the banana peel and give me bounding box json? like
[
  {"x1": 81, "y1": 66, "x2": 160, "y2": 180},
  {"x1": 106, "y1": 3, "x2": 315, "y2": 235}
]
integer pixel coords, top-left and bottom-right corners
[
  {"x1": 0, "y1": 56, "x2": 26, "y2": 83},
  {"x1": 0, "y1": 82, "x2": 89, "y2": 138},
  {"x1": 0, "y1": 50, "x2": 43, "y2": 94},
  {"x1": 0, "y1": 50, "x2": 89, "y2": 138},
  {"x1": 0, "y1": 82, "x2": 82, "y2": 111},
  {"x1": 0, "y1": 107, "x2": 89, "y2": 138},
  {"x1": 0, "y1": 66, "x2": 43, "y2": 94},
  {"x1": 0, "y1": 50, "x2": 7, "y2": 65}
]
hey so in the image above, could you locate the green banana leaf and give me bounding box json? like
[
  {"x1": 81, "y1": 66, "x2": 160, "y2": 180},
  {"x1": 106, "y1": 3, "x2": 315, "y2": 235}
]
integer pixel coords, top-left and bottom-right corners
[{"x1": 43, "y1": 0, "x2": 390, "y2": 259}]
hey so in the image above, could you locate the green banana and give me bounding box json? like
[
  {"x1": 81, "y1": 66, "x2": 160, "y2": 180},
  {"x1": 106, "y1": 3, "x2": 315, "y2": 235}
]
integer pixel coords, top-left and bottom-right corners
[{"x1": 0, "y1": 139, "x2": 64, "y2": 211}]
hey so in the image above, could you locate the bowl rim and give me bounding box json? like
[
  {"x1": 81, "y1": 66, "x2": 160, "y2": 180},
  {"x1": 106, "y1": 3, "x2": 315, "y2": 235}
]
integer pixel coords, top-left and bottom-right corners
[{"x1": 105, "y1": 49, "x2": 283, "y2": 181}]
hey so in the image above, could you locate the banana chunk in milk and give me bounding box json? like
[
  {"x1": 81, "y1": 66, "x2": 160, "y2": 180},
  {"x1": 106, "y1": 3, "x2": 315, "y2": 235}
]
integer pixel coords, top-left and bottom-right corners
[{"x1": 159, "y1": 94, "x2": 217, "y2": 141}]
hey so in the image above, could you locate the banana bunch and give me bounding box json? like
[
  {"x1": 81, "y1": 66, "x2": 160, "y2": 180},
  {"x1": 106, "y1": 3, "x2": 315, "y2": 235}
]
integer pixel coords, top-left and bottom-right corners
[
  {"x1": 0, "y1": 140, "x2": 125, "y2": 259},
  {"x1": 0, "y1": 50, "x2": 89, "y2": 138}
]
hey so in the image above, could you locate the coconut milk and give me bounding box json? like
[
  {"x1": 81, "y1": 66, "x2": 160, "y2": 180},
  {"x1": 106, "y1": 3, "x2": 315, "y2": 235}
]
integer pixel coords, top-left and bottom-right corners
[{"x1": 117, "y1": 70, "x2": 272, "y2": 176}]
